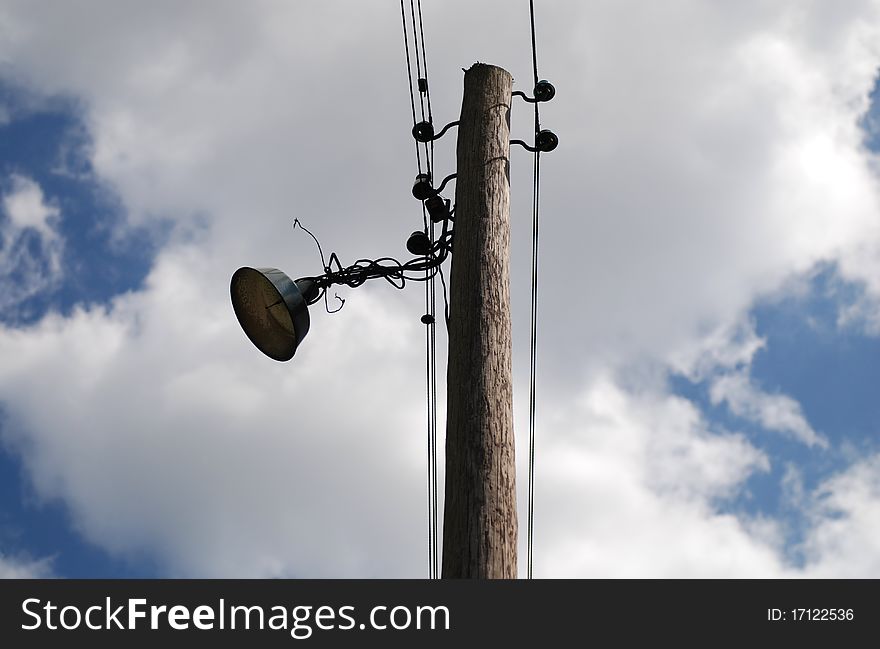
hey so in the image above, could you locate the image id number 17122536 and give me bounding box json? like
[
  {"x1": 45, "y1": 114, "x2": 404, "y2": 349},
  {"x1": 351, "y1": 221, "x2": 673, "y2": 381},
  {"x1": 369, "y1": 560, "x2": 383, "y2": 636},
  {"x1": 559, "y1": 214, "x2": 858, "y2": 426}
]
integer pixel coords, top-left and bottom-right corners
[{"x1": 767, "y1": 608, "x2": 854, "y2": 622}]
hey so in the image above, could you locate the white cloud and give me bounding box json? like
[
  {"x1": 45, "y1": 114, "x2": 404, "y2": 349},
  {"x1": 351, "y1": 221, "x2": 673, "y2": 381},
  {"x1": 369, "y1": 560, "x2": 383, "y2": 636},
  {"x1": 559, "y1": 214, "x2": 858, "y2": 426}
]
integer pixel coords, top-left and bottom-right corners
[
  {"x1": 0, "y1": 174, "x2": 64, "y2": 315},
  {"x1": 780, "y1": 463, "x2": 807, "y2": 510},
  {"x1": 2, "y1": 174, "x2": 59, "y2": 240},
  {"x1": 0, "y1": 551, "x2": 54, "y2": 578},
  {"x1": 0, "y1": 0, "x2": 878, "y2": 576},
  {"x1": 836, "y1": 289, "x2": 880, "y2": 334},
  {"x1": 801, "y1": 454, "x2": 880, "y2": 577},
  {"x1": 530, "y1": 378, "x2": 787, "y2": 577},
  {"x1": 533, "y1": 0, "x2": 880, "y2": 381},
  {"x1": 0, "y1": 244, "x2": 430, "y2": 577},
  {"x1": 666, "y1": 318, "x2": 766, "y2": 382},
  {"x1": 709, "y1": 371, "x2": 828, "y2": 448}
]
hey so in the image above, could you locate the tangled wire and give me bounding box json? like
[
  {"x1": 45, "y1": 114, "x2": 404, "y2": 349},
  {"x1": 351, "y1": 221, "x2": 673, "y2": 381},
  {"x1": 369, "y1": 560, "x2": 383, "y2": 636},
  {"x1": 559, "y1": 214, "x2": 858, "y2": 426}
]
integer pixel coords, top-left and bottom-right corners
[{"x1": 293, "y1": 219, "x2": 452, "y2": 313}]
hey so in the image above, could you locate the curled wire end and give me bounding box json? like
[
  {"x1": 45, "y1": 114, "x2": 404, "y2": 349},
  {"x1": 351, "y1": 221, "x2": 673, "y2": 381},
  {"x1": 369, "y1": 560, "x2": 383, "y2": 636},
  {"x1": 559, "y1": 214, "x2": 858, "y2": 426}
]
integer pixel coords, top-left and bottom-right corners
[
  {"x1": 292, "y1": 218, "x2": 328, "y2": 270},
  {"x1": 324, "y1": 291, "x2": 345, "y2": 314}
]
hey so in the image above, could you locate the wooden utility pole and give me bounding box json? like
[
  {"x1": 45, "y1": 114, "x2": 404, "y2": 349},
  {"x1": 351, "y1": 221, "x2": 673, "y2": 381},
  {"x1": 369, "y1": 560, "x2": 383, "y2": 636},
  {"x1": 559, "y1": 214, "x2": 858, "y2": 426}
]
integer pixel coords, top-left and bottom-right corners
[{"x1": 442, "y1": 63, "x2": 517, "y2": 578}]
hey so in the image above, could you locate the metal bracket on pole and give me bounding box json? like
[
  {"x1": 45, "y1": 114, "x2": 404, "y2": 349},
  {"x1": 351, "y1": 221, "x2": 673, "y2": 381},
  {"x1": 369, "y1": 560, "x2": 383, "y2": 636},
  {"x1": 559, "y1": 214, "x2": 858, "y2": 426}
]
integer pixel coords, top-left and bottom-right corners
[
  {"x1": 511, "y1": 129, "x2": 559, "y2": 153},
  {"x1": 512, "y1": 80, "x2": 556, "y2": 104},
  {"x1": 412, "y1": 120, "x2": 461, "y2": 143}
]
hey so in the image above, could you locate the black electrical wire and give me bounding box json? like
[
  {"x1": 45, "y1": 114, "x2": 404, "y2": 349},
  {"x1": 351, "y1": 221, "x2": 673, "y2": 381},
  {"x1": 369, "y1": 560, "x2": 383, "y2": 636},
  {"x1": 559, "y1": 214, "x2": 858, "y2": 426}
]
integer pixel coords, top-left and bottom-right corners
[
  {"x1": 437, "y1": 258, "x2": 450, "y2": 327},
  {"x1": 410, "y1": 0, "x2": 426, "y2": 121},
  {"x1": 293, "y1": 219, "x2": 452, "y2": 301},
  {"x1": 428, "y1": 217, "x2": 439, "y2": 580},
  {"x1": 416, "y1": 0, "x2": 434, "y2": 125},
  {"x1": 527, "y1": 0, "x2": 542, "y2": 581},
  {"x1": 529, "y1": 0, "x2": 539, "y2": 87},
  {"x1": 415, "y1": 0, "x2": 435, "y2": 198},
  {"x1": 424, "y1": 216, "x2": 439, "y2": 580},
  {"x1": 400, "y1": 0, "x2": 423, "y2": 175},
  {"x1": 527, "y1": 150, "x2": 540, "y2": 581},
  {"x1": 424, "y1": 258, "x2": 436, "y2": 580},
  {"x1": 401, "y1": 0, "x2": 441, "y2": 579},
  {"x1": 413, "y1": 0, "x2": 440, "y2": 580}
]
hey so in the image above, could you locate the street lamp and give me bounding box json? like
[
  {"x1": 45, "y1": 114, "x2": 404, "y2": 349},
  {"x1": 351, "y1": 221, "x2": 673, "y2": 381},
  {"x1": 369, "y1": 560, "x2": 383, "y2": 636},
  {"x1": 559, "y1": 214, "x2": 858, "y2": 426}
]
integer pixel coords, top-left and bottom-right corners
[
  {"x1": 230, "y1": 185, "x2": 454, "y2": 362},
  {"x1": 230, "y1": 267, "x2": 319, "y2": 361}
]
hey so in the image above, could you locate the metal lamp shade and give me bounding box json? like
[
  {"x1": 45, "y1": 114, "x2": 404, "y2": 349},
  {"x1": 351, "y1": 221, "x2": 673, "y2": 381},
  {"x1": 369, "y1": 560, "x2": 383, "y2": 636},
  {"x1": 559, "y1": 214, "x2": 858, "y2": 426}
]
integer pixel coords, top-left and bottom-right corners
[{"x1": 230, "y1": 267, "x2": 311, "y2": 361}]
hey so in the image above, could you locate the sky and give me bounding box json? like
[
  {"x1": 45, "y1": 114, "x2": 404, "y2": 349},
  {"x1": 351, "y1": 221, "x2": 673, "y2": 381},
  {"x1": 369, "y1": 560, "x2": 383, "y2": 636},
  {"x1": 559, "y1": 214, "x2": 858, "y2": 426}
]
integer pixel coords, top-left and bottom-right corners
[{"x1": 1, "y1": 0, "x2": 880, "y2": 578}]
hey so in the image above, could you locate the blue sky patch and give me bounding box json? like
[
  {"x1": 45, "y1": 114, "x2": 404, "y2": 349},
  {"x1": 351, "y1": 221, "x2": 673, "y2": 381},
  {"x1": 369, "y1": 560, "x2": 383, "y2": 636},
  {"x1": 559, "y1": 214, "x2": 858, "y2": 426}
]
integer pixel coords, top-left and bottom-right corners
[
  {"x1": 0, "y1": 83, "x2": 160, "y2": 326},
  {"x1": 671, "y1": 263, "x2": 880, "y2": 566}
]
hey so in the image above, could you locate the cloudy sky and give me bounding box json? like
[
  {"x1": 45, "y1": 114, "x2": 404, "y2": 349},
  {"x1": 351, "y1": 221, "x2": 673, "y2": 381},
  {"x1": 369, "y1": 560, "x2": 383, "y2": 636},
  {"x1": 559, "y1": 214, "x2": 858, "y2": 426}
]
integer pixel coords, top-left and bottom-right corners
[{"x1": 2, "y1": 0, "x2": 880, "y2": 578}]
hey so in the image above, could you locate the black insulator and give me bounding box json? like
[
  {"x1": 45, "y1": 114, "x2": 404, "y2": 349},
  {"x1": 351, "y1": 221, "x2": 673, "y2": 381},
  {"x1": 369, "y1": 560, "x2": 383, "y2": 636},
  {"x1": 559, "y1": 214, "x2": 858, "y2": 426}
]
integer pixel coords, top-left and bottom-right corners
[
  {"x1": 412, "y1": 173, "x2": 435, "y2": 200},
  {"x1": 534, "y1": 79, "x2": 556, "y2": 102},
  {"x1": 536, "y1": 129, "x2": 559, "y2": 152},
  {"x1": 420, "y1": 314, "x2": 435, "y2": 325},
  {"x1": 406, "y1": 230, "x2": 432, "y2": 256},
  {"x1": 418, "y1": 78, "x2": 428, "y2": 93},
  {"x1": 425, "y1": 195, "x2": 450, "y2": 222},
  {"x1": 412, "y1": 121, "x2": 434, "y2": 142}
]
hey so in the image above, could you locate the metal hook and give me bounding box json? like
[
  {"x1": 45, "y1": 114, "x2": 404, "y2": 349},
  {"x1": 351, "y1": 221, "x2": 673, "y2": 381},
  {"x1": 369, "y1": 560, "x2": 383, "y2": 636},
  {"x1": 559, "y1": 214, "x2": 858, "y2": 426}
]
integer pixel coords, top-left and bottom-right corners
[
  {"x1": 412, "y1": 173, "x2": 456, "y2": 200},
  {"x1": 511, "y1": 129, "x2": 558, "y2": 153},
  {"x1": 412, "y1": 120, "x2": 460, "y2": 143},
  {"x1": 513, "y1": 80, "x2": 556, "y2": 104},
  {"x1": 435, "y1": 173, "x2": 457, "y2": 195}
]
